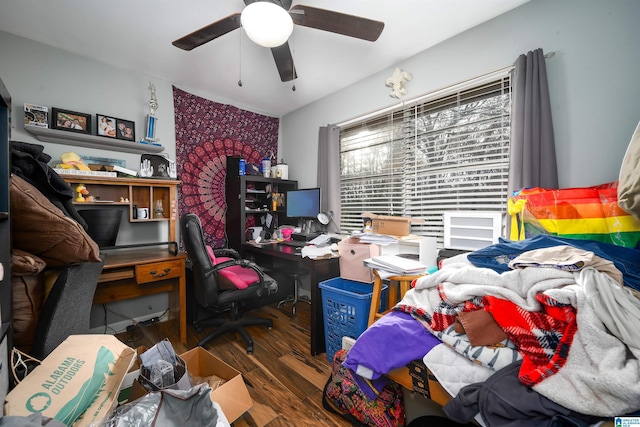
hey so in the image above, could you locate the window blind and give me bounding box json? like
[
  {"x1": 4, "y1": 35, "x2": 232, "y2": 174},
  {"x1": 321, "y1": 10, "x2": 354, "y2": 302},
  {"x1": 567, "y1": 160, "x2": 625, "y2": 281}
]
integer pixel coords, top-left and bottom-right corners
[{"x1": 339, "y1": 74, "x2": 511, "y2": 245}]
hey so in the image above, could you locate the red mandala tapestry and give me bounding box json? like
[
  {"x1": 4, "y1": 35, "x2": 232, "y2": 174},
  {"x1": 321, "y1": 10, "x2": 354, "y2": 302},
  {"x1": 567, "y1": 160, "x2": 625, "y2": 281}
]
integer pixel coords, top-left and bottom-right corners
[{"x1": 173, "y1": 86, "x2": 279, "y2": 248}]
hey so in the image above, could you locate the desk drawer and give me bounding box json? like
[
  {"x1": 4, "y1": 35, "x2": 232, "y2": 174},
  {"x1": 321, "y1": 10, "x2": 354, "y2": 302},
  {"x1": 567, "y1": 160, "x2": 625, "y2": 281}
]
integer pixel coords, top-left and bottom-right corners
[{"x1": 136, "y1": 259, "x2": 183, "y2": 284}]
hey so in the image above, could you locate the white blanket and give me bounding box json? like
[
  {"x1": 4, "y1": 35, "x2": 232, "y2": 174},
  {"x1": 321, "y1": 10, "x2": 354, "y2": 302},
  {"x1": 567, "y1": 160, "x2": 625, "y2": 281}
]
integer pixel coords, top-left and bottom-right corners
[{"x1": 401, "y1": 262, "x2": 640, "y2": 416}]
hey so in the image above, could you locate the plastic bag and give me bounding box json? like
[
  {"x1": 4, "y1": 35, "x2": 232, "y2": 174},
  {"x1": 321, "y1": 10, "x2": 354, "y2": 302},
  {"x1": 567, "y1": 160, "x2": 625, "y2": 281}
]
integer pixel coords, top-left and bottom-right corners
[
  {"x1": 96, "y1": 383, "x2": 230, "y2": 427},
  {"x1": 508, "y1": 181, "x2": 640, "y2": 248}
]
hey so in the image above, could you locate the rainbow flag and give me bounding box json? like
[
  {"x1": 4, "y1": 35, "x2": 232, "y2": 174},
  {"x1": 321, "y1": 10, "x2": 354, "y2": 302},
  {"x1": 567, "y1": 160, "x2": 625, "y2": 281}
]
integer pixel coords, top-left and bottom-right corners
[{"x1": 508, "y1": 181, "x2": 640, "y2": 248}]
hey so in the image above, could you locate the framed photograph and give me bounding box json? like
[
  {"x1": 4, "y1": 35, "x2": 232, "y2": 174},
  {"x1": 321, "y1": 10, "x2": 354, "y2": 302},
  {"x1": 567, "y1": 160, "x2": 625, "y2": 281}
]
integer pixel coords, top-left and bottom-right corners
[
  {"x1": 115, "y1": 118, "x2": 135, "y2": 141},
  {"x1": 140, "y1": 153, "x2": 172, "y2": 179},
  {"x1": 96, "y1": 114, "x2": 117, "y2": 138},
  {"x1": 24, "y1": 103, "x2": 49, "y2": 128},
  {"x1": 51, "y1": 108, "x2": 91, "y2": 133}
]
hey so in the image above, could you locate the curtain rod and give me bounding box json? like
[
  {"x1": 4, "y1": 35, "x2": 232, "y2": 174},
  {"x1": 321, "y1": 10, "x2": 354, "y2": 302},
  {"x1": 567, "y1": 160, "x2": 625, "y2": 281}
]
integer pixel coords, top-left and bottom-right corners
[{"x1": 335, "y1": 50, "x2": 556, "y2": 128}]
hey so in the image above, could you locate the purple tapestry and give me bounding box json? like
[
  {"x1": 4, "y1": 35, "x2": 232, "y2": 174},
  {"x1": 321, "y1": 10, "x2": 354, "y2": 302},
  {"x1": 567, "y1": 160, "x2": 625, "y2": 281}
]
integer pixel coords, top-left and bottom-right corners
[{"x1": 173, "y1": 86, "x2": 279, "y2": 248}]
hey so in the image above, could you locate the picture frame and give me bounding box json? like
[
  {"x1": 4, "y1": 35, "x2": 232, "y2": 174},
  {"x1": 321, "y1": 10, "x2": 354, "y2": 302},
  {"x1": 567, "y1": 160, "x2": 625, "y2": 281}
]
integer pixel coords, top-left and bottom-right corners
[
  {"x1": 96, "y1": 114, "x2": 117, "y2": 138},
  {"x1": 24, "y1": 103, "x2": 49, "y2": 128},
  {"x1": 115, "y1": 118, "x2": 135, "y2": 141},
  {"x1": 140, "y1": 153, "x2": 172, "y2": 179},
  {"x1": 51, "y1": 108, "x2": 91, "y2": 134}
]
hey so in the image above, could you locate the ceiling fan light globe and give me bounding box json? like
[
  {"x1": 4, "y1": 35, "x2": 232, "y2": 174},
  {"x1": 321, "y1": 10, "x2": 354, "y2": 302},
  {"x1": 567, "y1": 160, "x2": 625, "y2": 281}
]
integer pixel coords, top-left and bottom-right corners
[{"x1": 241, "y1": 2, "x2": 293, "y2": 48}]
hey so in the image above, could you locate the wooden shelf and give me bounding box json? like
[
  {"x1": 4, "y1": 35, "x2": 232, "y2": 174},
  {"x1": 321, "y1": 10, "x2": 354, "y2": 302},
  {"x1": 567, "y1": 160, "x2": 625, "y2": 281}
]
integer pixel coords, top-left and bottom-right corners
[
  {"x1": 61, "y1": 175, "x2": 180, "y2": 242},
  {"x1": 25, "y1": 125, "x2": 164, "y2": 154}
]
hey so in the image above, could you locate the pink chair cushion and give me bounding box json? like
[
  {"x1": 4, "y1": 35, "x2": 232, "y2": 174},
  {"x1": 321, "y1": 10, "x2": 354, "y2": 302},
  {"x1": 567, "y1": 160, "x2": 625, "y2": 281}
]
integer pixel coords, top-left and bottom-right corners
[{"x1": 206, "y1": 246, "x2": 258, "y2": 290}]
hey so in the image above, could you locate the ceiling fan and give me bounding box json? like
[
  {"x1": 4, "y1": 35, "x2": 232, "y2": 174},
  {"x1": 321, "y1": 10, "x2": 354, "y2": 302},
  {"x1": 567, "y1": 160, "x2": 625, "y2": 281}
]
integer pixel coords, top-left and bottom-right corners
[{"x1": 172, "y1": 0, "x2": 385, "y2": 82}]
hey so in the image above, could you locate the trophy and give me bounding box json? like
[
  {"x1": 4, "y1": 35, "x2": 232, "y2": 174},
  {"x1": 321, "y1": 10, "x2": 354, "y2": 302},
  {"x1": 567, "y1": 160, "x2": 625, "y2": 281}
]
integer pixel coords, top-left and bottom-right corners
[{"x1": 144, "y1": 82, "x2": 159, "y2": 144}]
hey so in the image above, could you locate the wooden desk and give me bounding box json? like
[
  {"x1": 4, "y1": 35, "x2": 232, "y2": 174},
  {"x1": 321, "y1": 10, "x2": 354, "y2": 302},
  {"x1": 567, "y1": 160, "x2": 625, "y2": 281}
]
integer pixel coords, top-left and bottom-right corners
[
  {"x1": 243, "y1": 243, "x2": 340, "y2": 356},
  {"x1": 94, "y1": 247, "x2": 187, "y2": 344}
]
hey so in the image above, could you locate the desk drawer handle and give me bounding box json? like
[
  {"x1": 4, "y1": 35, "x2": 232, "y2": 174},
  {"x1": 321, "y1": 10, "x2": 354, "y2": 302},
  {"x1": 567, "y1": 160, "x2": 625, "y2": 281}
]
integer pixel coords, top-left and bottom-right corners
[{"x1": 149, "y1": 268, "x2": 171, "y2": 278}]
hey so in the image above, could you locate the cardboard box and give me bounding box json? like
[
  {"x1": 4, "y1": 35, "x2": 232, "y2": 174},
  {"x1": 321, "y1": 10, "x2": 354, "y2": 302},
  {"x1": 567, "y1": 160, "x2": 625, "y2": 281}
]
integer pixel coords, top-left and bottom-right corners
[
  {"x1": 361, "y1": 212, "x2": 424, "y2": 237},
  {"x1": 4, "y1": 335, "x2": 136, "y2": 427},
  {"x1": 338, "y1": 237, "x2": 380, "y2": 283},
  {"x1": 127, "y1": 346, "x2": 253, "y2": 423}
]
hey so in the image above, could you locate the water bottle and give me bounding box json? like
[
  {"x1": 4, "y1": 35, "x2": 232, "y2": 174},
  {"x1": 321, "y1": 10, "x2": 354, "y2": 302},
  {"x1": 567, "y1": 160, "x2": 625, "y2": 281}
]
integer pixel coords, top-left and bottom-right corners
[
  {"x1": 261, "y1": 157, "x2": 271, "y2": 177},
  {"x1": 239, "y1": 158, "x2": 246, "y2": 176}
]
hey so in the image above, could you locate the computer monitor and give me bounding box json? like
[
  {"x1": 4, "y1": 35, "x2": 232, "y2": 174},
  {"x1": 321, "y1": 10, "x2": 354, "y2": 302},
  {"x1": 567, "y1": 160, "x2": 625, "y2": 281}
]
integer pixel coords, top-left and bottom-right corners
[
  {"x1": 286, "y1": 188, "x2": 321, "y2": 236},
  {"x1": 286, "y1": 187, "x2": 321, "y2": 219}
]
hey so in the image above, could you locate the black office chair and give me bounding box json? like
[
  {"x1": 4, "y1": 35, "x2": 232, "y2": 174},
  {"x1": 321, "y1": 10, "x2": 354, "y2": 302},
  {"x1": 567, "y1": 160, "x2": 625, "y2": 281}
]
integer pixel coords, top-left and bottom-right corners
[
  {"x1": 31, "y1": 257, "x2": 105, "y2": 360},
  {"x1": 181, "y1": 213, "x2": 276, "y2": 354}
]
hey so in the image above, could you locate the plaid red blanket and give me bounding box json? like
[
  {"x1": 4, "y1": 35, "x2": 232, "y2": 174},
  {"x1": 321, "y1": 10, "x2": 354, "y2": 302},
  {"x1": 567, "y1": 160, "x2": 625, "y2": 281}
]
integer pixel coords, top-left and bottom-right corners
[{"x1": 483, "y1": 294, "x2": 577, "y2": 387}]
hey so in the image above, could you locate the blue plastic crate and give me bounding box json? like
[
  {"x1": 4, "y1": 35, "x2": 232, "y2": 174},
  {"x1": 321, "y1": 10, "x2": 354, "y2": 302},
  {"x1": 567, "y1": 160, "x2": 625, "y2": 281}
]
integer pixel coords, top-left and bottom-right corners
[{"x1": 319, "y1": 277, "x2": 388, "y2": 362}]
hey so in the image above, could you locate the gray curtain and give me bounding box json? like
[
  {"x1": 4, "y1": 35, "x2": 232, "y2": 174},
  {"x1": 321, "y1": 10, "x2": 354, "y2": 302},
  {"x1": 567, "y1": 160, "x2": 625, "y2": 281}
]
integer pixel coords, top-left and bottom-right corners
[
  {"x1": 317, "y1": 125, "x2": 341, "y2": 233},
  {"x1": 509, "y1": 48, "x2": 558, "y2": 196}
]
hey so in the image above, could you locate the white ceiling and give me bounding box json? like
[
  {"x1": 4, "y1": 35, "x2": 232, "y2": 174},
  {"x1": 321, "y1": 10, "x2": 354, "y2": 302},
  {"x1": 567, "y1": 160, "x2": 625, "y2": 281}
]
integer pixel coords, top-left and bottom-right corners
[{"x1": 0, "y1": 0, "x2": 528, "y2": 117}]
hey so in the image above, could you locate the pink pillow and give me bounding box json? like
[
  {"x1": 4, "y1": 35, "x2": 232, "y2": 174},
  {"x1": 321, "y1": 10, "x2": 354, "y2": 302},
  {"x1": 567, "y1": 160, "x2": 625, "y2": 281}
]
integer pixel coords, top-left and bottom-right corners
[{"x1": 205, "y1": 246, "x2": 258, "y2": 290}]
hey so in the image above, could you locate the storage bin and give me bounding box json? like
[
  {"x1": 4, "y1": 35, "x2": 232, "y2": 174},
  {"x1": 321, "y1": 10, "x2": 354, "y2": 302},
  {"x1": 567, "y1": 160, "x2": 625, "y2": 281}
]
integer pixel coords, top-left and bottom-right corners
[
  {"x1": 338, "y1": 238, "x2": 380, "y2": 283},
  {"x1": 319, "y1": 277, "x2": 388, "y2": 362}
]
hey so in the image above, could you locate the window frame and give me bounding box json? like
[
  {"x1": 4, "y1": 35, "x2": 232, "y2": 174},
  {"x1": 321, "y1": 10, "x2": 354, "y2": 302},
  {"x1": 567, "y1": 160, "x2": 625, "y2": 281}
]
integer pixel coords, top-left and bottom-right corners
[{"x1": 338, "y1": 70, "x2": 512, "y2": 246}]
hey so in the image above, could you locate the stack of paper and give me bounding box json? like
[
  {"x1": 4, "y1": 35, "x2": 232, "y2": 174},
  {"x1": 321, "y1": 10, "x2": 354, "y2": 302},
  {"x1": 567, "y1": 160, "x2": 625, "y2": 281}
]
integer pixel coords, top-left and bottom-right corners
[
  {"x1": 364, "y1": 255, "x2": 428, "y2": 275},
  {"x1": 350, "y1": 231, "x2": 398, "y2": 245}
]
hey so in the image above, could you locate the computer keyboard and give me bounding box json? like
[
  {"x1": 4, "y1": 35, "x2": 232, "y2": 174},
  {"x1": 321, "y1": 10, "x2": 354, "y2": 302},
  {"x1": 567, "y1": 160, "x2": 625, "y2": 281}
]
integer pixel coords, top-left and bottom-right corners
[{"x1": 278, "y1": 240, "x2": 308, "y2": 248}]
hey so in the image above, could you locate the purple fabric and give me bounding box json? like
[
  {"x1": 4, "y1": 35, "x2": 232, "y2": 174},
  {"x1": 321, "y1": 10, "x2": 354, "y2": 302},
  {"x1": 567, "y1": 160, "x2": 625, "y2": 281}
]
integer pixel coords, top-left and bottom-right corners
[
  {"x1": 173, "y1": 86, "x2": 279, "y2": 248},
  {"x1": 343, "y1": 311, "x2": 441, "y2": 380}
]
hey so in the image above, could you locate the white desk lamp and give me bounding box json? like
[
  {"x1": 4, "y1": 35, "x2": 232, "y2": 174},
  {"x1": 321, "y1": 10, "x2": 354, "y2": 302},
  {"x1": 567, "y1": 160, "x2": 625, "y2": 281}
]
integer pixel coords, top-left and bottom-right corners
[{"x1": 317, "y1": 211, "x2": 333, "y2": 230}]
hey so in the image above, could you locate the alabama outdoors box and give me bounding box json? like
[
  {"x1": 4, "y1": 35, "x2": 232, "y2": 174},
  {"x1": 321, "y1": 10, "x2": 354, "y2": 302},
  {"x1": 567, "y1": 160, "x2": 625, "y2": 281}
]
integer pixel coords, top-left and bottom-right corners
[{"x1": 4, "y1": 335, "x2": 136, "y2": 427}]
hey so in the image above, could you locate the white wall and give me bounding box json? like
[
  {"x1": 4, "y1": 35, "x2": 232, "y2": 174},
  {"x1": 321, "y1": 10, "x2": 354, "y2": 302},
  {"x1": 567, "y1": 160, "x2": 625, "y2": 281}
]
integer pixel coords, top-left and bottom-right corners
[
  {"x1": 0, "y1": 31, "x2": 180, "y2": 329},
  {"x1": 280, "y1": 0, "x2": 640, "y2": 190}
]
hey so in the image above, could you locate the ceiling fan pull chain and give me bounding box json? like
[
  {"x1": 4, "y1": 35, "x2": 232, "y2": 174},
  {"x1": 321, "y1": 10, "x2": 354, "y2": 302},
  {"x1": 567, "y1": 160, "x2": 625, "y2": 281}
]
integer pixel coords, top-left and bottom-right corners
[
  {"x1": 291, "y1": 30, "x2": 295, "y2": 91},
  {"x1": 238, "y1": 28, "x2": 243, "y2": 87}
]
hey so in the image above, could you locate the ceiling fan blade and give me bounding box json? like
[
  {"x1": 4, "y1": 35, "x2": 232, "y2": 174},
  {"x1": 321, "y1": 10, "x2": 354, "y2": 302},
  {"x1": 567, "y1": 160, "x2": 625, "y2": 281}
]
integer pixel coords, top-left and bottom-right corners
[
  {"x1": 289, "y1": 5, "x2": 384, "y2": 42},
  {"x1": 172, "y1": 13, "x2": 241, "y2": 51},
  {"x1": 271, "y1": 42, "x2": 297, "y2": 82}
]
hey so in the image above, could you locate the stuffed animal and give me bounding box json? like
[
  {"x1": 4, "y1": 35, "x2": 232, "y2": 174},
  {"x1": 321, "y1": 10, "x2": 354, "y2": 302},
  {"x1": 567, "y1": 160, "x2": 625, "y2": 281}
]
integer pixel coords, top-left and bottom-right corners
[
  {"x1": 75, "y1": 184, "x2": 89, "y2": 202},
  {"x1": 57, "y1": 152, "x2": 91, "y2": 171}
]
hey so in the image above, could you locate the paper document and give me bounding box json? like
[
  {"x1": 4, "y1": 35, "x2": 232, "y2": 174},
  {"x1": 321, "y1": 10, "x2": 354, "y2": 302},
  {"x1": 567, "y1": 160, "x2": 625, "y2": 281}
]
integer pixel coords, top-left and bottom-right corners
[
  {"x1": 364, "y1": 255, "x2": 428, "y2": 275},
  {"x1": 301, "y1": 244, "x2": 336, "y2": 259},
  {"x1": 308, "y1": 234, "x2": 331, "y2": 246},
  {"x1": 350, "y1": 231, "x2": 398, "y2": 245}
]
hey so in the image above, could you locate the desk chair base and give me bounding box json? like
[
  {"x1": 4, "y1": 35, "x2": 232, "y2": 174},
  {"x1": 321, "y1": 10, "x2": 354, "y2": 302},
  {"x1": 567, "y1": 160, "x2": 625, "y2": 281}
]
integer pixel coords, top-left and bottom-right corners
[{"x1": 194, "y1": 306, "x2": 273, "y2": 354}]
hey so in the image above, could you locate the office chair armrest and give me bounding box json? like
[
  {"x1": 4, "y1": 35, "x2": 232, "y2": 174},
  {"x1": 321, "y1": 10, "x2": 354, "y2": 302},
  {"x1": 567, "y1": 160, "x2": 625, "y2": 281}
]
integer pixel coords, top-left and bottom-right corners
[{"x1": 212, "y1": 248, "x2": 241, "y2": 260}]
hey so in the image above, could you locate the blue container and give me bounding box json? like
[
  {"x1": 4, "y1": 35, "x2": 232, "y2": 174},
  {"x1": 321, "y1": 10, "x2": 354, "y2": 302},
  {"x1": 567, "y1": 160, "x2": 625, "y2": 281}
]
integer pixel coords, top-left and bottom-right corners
[
  {"x1": 319, "y1": 277, "x2": 388, "y2": 362},
  {"x1": 238, "y1": 158, "x2": 246, "y2": 175}
]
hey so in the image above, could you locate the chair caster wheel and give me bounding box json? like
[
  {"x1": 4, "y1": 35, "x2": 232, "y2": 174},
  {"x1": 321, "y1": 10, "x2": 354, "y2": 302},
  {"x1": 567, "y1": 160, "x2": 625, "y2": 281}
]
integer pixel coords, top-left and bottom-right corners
[
  {"x1": 246, "y1": 346, "x2": 253, "y2": 354},
  {"x1": 194, "y1": 325, "x2": 203, "y2": 332}
]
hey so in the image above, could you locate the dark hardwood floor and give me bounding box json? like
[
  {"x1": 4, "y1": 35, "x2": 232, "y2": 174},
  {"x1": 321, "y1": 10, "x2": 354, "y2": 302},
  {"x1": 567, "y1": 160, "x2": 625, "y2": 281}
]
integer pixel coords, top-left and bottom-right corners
[{"x1": 115, "y1": 302, "x2": 353, "y2": 426}]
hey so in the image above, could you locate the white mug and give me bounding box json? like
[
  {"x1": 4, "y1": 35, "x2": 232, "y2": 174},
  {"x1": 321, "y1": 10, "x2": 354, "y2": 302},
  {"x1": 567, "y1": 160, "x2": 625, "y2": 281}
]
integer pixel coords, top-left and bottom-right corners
[{"x1": 137, "y1": 207, "x2": 149, "y2": 219}]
